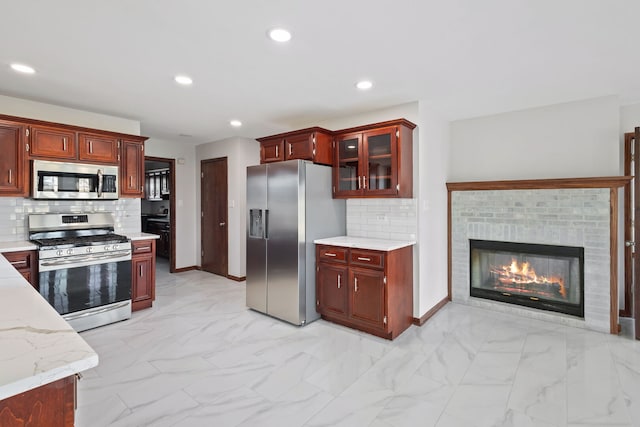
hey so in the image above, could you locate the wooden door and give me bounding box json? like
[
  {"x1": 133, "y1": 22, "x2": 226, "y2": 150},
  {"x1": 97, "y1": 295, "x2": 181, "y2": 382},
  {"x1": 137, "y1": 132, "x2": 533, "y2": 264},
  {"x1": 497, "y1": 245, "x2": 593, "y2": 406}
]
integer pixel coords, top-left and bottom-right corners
[
  {"x1": 635, "y1": 126, "x2": 640, "y2": 339},
  {"x1": 363, "y1": 126, "x2": 398, "y2": 196},
  {"x1": 317, "y1": 263, "x2": 348, "y2": 317},
  {"x1": 30, "y1": 125, "x2": 76, "y2": 160},
  {"x1": 349, "y1": 267, "x2": 386, "y2": 330},
  {"x1": 78, "y1": 133, "x2": 118, "y2": 164},
  {"x1": 334, "y1": 132, "x2": 363, "y2": 197},
  {"x1": 120, "y1": 139, "x2": 144, "y2": 197},
  {"x1": 201, "y1": 157, "x2": 228, "y2": 276},
  {"x1": 0, "y1": 119, "x2": 27, "y2": 196}
]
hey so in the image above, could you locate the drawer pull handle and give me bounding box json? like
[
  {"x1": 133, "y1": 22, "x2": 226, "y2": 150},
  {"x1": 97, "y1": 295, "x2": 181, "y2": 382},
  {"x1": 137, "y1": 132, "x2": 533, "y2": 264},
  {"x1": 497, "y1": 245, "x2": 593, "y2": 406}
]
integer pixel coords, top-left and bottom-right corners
[
  {"x1": 325, "y1": 253, "x2": 337, "y2": 257},
  {"x1": 10, "y1": 260, "x2": 26, "y2": 266},
  {"x1": 137, "y1": 246, "x2": 151, "y2": 250},
  {"x1": 337, "y1": 274, "x2": 341, "y2": 289},
  {"x1": 357, "y1": 257, "x2": 371, "y2": 261}
]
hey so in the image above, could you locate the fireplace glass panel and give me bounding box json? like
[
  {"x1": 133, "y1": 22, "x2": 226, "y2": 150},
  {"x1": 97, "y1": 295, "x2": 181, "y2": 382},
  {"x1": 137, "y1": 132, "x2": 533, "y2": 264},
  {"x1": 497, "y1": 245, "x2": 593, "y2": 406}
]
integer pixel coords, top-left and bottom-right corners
[{"x1": 470, "y1": 240, "x2": 584, "y2": 317}]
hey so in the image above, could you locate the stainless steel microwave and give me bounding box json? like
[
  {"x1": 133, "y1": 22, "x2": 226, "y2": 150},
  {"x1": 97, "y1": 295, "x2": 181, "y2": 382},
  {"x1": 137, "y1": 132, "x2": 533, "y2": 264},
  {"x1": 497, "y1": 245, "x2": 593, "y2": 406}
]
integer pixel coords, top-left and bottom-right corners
[{"x1": 32, "y1": 160, "x2": 119, "y2": 200}]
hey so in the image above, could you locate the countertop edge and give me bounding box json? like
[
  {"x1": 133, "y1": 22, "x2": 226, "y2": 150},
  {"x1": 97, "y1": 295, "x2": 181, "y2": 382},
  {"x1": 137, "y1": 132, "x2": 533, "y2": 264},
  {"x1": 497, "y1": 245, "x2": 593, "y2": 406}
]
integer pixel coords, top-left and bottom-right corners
[
  {"x1": 314, "y1": 236, "x2": 416, "y2": 251},
  {"x1": 128, "y1": 232, "x2": 160, "y2": 241},
  {"x1": 0, "y1": 241, "x2": 38, "y2": 252}
]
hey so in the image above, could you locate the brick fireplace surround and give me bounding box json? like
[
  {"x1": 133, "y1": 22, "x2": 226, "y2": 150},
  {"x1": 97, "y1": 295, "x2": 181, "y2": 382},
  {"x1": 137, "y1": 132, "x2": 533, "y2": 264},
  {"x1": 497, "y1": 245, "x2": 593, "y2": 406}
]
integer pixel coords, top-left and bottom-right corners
[{"x1": 447, "y1": 177, "x2": 630, "y2": 334}]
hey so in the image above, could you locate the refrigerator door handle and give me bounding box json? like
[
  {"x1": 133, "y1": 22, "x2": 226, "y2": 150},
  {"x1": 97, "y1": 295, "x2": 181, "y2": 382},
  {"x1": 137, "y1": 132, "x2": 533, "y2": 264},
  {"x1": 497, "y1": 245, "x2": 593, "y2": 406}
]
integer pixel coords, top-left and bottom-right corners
[{"x1": 264, "y1": 209, "x2": 269, "y2": 239}]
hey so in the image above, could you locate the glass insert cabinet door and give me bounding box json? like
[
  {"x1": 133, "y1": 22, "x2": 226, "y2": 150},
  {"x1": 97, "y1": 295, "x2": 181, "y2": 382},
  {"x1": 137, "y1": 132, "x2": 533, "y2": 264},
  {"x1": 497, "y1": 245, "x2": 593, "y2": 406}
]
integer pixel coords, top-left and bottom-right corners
[
  {"x1": 364, "y1": 127, "x2": 396, "y2": 193},
  {"x1": 336, "y1": 133, "x2": 362, "y2": 193}
]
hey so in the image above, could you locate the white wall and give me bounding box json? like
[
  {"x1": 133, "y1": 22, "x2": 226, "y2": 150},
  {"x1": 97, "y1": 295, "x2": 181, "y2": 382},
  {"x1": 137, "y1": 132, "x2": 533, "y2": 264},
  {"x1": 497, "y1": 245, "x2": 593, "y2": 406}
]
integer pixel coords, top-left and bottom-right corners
[
  {"x1": 0, "y1": 94, "x2": 140, "y2": 135},
  {"x1": 196, "y1": 137, "x2": 260, "y2": 278},
  {"x1": 144, "y1": 138, "x2": 198, "y2": 270},
  {"x1": 417, "y1": 104, "x2": 450, "y2": 317},
  {"x1": 450, "y1": 96, "x2": 621, "y2": 181},
  {"x1": 621, "y1": 102, "x2": 640, "y2": 134}
]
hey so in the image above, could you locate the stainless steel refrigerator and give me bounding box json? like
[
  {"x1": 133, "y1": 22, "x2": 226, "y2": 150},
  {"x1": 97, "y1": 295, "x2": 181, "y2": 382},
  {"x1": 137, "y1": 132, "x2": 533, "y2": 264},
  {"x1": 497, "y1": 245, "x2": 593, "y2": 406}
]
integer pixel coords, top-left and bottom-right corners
[{"x1": 246, "y1": 160, "x2": 346, "y2": 325}]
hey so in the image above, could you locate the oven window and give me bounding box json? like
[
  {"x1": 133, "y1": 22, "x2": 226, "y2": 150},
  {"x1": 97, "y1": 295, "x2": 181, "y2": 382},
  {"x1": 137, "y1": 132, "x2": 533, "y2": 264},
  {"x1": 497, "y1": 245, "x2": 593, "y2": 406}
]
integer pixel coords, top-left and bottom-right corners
[{"x1": 39, "y1": 261, "x2": 132, "y2": 315}]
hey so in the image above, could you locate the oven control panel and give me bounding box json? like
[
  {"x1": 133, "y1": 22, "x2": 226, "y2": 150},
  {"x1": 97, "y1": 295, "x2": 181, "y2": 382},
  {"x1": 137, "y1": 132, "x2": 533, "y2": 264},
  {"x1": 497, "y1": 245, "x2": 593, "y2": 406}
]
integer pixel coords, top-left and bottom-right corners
[{"x1": 40, "y1": 241, "x2": 132, "y2": 260}]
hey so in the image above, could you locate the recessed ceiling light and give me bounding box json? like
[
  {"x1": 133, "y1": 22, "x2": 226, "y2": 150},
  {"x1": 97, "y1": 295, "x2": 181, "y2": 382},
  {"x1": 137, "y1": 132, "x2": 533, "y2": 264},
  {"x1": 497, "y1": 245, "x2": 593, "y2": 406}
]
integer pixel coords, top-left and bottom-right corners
[
  {"x1": 268, "y1": 28, "x2": 292, "y2": 42},
  {"x1": 174, "y1": 75, "x2": 193, "y2": 85},
  {"x1": 10, "y1": 63, "x2": 35, "y2": 74},
  {"x1": 356, "y1": 80, "x2": 373, "y2": 90},
  {"x1": 230, "y1": 120, "x2": 242, "y2": 127}
]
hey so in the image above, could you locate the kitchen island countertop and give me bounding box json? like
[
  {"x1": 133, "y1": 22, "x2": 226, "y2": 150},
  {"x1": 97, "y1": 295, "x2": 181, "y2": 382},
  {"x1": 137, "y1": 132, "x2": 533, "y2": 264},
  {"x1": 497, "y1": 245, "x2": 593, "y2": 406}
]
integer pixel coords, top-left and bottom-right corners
[
  {"x1": 314, "y1": 236, "x2": 416, "y2": 251},
  {"x1": 0, "y1": 240, "x2": 38, "y2": 252},
  {"x1": 0, "y1": 255, "x2": 98, "y2": 402}
]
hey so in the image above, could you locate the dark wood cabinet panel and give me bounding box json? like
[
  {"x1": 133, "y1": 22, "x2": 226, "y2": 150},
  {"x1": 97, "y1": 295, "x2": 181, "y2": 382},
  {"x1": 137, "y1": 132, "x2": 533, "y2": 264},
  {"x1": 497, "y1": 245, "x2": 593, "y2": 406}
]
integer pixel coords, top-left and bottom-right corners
[
  {"x1": 258, "y1": 128, "x2": 333, "y2": 165},
  {"x1": 120, "y1": 138, "x2": 145, "y2": 197},
  {"x1": 333, "y1": 119, "x2": 414, "y2": 199},
  {"x1": 78, "y1": 133, "x2": 119, "y2": 164},
  {"x1": 2, "y1": 250, "x2": 38, "y2": 290},
  {"x1": 131, "y1": 239, "x2": 156, "y2": 311},
  {"x1": 0, "y1": 119, "x2": 28, "y2": 196},
  {"x1": 316, "y1": 244, "x2": 413, "y2": 340},
  {"x1": 0, "y1": 375, "x2": 75, "y2": 427},
  {"x1": 30, "y1": 125, "x2": 77, "y2": 160},
  {"x1": 317, "y1": 263, "x2": 348, "y2": 318},
  {"x1": 350, "y1": 267, "x2": 385, "y2": 329},
  {"x1": 259, "y1": 137, "x2": 284, "y2": 163}
]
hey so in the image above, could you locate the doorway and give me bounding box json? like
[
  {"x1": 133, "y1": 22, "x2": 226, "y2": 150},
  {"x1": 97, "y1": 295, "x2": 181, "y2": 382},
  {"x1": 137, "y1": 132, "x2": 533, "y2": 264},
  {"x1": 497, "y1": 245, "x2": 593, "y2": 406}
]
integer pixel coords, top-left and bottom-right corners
[
  {"x1": 201, "y1": 157, "x2": 228, "y2": 277},
  {"x1": 142, "y1": 156, "x2": 176, "y2": 273}
]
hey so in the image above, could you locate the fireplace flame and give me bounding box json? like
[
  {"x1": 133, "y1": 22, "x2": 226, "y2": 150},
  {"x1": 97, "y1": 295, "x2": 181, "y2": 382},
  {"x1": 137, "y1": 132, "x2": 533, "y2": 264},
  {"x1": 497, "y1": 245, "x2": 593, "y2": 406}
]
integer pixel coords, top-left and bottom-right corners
[{"x1": 491, "y1": 259, "x2": 567, "y2": 298}]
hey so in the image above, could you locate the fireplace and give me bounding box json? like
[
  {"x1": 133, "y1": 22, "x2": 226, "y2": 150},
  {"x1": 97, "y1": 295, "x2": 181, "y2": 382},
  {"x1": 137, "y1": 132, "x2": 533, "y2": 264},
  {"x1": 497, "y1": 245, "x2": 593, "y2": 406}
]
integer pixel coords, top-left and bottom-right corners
[{"x1": 469, "y1": 240, "x2": 584, "y2": 317}]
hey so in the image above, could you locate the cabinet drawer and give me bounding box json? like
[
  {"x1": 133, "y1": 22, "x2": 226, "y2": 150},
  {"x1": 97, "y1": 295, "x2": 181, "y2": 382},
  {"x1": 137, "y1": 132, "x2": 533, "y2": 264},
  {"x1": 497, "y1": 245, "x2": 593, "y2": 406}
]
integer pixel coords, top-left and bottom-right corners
[
  {"x1": 132, "y1": 240, "x2": 154, "y2": 255},
  {"x1": 350, "y1": 249, "x2": 384, "y2": 268},
  {"x1": 3, "y1": 250, "x2": 35, "y2": 271},
  {"x1": 318, "y1": 246, "x2": 347, "y2": 263}
]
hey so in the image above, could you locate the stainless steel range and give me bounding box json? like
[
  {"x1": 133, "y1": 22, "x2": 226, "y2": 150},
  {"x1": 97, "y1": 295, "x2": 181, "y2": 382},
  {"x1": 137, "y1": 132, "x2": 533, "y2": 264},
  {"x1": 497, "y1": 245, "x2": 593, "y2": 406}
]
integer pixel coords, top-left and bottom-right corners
[{"x1": 29, "y1": 212, "x2": 132, "y2": 332}]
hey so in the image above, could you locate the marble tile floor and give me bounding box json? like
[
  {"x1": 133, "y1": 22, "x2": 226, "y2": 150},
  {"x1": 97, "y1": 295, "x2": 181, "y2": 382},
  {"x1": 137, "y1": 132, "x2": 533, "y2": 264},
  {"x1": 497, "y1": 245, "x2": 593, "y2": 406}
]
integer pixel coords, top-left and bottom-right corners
[{"x1": 77, "y1": 267, "x2": 640, "y2": 427}]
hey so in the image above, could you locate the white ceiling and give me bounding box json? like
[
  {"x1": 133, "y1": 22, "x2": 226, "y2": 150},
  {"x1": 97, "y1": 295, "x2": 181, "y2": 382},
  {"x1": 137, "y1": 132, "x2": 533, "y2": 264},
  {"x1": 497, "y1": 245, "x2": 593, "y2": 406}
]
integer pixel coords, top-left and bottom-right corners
[{"x1": 1, "y1": 0, "x2": 639, "y2": 144}]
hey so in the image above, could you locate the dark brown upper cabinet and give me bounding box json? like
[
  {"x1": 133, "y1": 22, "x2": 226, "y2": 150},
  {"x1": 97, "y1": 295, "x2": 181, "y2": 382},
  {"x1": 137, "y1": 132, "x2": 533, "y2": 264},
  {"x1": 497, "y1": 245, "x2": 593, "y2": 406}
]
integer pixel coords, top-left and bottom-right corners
[
  {"x1": 30, "y1": 125, "x2": 77, "y2": 160},
  {"x1": 78, "y1": 133, "x2": 119, "y2": 164},
  {"x1": 333, "y1": 119, "x2": 415, "y2": 198},
  {"x1": 0, "y1": 119, "x2": 28, "y2": 196},
  {"x1": 258, "y1": 128, "x2": 333, "y2": 166}
]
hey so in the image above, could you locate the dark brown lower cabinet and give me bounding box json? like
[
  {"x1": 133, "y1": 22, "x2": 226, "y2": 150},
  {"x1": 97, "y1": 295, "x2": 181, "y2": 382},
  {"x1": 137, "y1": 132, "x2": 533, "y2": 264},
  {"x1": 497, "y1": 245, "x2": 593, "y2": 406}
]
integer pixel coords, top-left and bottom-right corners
[
  {"x1": 316, "y1": 244, "x2": 413, "y2": 340},
  {"x1": 131, "y1": 239, "x2": 156, "y2": 311},
  {"x1": 2, "y1": 250, "x2": 38, "y2": 290},
  {"x1": 0, "y1": 375, "x2": 76, "y2": 427}
]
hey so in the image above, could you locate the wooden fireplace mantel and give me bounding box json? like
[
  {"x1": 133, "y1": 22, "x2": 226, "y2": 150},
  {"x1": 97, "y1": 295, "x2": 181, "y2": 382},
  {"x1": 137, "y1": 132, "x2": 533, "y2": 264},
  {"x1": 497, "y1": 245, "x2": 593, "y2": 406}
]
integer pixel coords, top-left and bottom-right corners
[
  {"x1": 446, "y1": 176, "x2": 632, "y2": 192},
  {"x1": 447, "y1": 176, "x2": 632, "y2": 334}
]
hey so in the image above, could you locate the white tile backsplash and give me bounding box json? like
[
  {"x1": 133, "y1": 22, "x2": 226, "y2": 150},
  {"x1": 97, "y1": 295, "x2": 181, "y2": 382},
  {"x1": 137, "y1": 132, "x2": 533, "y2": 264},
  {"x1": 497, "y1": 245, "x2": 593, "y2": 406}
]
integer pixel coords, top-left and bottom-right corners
[
  {"x1": 346, "y1": 198, "x2": 417, "y2": 241},
  {"x1": 0, "y1": 197, "x2": 141, "y2": 242}
]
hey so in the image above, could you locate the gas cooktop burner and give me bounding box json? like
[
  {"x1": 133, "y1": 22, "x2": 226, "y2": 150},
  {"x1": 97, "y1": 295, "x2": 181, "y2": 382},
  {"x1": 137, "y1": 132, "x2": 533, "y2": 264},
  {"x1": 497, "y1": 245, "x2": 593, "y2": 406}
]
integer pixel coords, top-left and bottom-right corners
[{"x1": 32, "y1": 233, "x2": 129, "y2": 249}]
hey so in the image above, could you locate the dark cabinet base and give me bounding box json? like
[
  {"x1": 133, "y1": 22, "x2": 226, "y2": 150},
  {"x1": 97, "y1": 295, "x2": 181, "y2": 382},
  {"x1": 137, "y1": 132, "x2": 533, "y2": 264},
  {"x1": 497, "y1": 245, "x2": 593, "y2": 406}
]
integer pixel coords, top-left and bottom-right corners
[{"x1": 0, "y1": 376, "x2": 75, "y2": 427}]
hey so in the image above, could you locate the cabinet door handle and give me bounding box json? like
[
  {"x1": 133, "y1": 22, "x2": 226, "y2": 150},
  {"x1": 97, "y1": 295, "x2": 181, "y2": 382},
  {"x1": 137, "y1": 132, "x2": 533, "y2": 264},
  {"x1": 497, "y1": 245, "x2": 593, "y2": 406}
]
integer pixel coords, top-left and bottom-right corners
[
  {"x1": 357, "y1": 257, "x2": 371, "y2": 262},
  {"x1": 362, "y1": 176, "x2": 367, "y2": 190},
  {"x1": 337, "y1": 274, "x2": 341, "y2": 289},
  {"x1": 63, "y1": 137, "x2": 67, "y2": 151},
  {"x1": 289, "y1": 144, "x2": 293, "y2": 156},
  {"x1": 89, "y1": 140, "x2": 93, "y2": 153},
  {"x1": 354, "y1": 277, "x2": 358, "y2": 292},
  {"x1": 219, "y1": 222, "x2": 226, "y2": 227},
  {"x1": 130, "y1": 176, "x2": 133, "y2": 188},
  {"x1": 324, "y1": 252, "x2": 337, "y2": 257},
  {"x1": 139, "y1": 264, "x2": 144, "y2": 277},
  {"x1": 358, "y1": 176, "x2": 362, "y2": 189},
  {"x1": 8, "y1": 169, "x2": 12, "y2": 184},
  {"x1": 275, "y1": 146, "x2": 279, "y2": 158}
]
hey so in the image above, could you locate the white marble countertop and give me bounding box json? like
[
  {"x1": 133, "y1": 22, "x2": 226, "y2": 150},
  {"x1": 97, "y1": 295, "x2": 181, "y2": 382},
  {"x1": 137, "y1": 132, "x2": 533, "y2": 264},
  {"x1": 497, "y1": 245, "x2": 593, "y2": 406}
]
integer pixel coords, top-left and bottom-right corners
[
  {"x1": 314, "y1": 236, "x2": 416, "y2": 251},
  {"x1": 127, "y1": 232, "x2": 160, "y2": 241},
  {"x1": 0, "y1": 241, "x2": 38, "y2": 253},
  {"x1": 0, "y1": 256, "x2": 98, "y2": 401}
]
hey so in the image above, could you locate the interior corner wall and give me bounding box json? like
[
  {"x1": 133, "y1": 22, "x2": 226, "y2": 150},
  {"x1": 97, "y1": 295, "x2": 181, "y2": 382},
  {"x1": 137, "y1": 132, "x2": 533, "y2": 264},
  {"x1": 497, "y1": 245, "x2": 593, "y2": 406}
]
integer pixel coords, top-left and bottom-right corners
[
  {"x1": 196, "y1": 137, "x2": 260, "y2": 278},
  {"x1": 0, "y1": 94, "x2": 140, "y2": 135},
  {"x1": 449, "y1": 95, "x2": 621, "y2": 181},
  {"x1": 144, "y1": 138, "x2": 198, "y2": 270},
  {"x1": 416, "y1": 102, "x2": 450, "y2": 317}
]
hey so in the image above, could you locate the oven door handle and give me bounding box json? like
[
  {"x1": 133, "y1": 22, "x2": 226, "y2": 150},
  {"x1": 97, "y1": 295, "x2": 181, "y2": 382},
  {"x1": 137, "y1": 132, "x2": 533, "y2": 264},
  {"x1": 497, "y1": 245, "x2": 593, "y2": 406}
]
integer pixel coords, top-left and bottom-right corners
[
  {"x1": 63, "y1": 301, "x2": 131, "y2": 322},
  {"x1": 40, "y1": 251, "x2": 132, "y2": 270}
]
